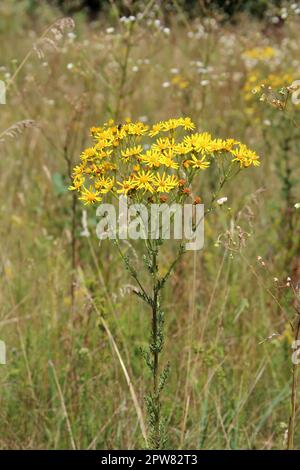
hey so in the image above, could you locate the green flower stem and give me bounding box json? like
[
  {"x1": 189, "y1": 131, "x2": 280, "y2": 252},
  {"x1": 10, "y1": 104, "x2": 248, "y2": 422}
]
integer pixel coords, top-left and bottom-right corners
[{"x1": 151, "y1": 242, "x2": 160, "y2": 448}]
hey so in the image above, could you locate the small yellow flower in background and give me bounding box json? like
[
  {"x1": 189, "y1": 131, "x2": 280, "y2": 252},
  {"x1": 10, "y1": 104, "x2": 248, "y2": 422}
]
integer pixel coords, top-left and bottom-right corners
[
  {"x1": 171, "y1": 74, "x2": 190, "y2": 90},
  {"x1": 275, "y1": 323, "x2": 294, "y2": 346},
  {"x1": 4, "y1": 259, "x2": 13, "y2": 281},
  {"x1": 243, "y1": 70, "x2": 297, "y2": 104},
  {"x1": 243, "y1": 46, "x2": 277, "y2": 61}
]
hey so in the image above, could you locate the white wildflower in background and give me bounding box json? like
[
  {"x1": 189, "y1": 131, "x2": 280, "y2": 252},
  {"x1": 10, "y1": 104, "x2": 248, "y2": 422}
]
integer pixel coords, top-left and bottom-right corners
[
  {"x1": 67, "y1": 32, "x2": 76, "y2": 42},
  {"x1": 120, "y1": 16, "x2": 135, "y2": 24},
  {"x1": 217, "y1": 197, "x2": 228, "y2": 205},
  {"x1": 263, "y1": 119, "x2": 271, "y2": 126}
]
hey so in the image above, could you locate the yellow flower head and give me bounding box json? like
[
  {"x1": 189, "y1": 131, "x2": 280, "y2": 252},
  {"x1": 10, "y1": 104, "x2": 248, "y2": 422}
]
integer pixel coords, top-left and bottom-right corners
[
  {"x1": 79, "y1": 186, "x2": 102, "y2": 205},
  {"x1": 140, "y1": 150, "x2": 161, "y2": 168},
  {"x1": 231, "y1": 144, "x2": 260, "y2": 167},
  {"x1": 159, "y1": 151, "x2": 179, "y2": 169},
  {"x1": 94, "y1": 176, "x2": 115, "y2": 193},
  {"x1": 149, "y1": 122, "x2": 164, "y2": 137},
  {"x1": 127, "y1": 122, "x2": 149, "y2": 136},
  {"x1": 133, "y1": 170, "x2": 155, "y2": 193},
  {"x1": 152, "y1": 137, "x2": 176, "y2": 152},
  {"x1": 121, "y1": 145, "x2": 143, "y2": 161},
  {"x1": 184, "y1": 132, "x2": 215, "y2": 155},
  {"x1": 116, "y1": 178, "x2": 136, "y2": 195},
  {"x1": 81, "y1": 147, "x2": 97, "y2": 162},
  {"x1": 189, "y1": 154, "x2": 210, "y2": 170},
  {"x1": 69, "y1": 175, "x2": 85, "y2": 191},
  {"x1": 153, "y1": 173, "x2": 178, "y2": 193},
  {"x1": 72, "y1": 164, "x2": 86, "y2": 177},
  {"x1": 211, "y1": 138, "x2": 238, "y2": 153}
]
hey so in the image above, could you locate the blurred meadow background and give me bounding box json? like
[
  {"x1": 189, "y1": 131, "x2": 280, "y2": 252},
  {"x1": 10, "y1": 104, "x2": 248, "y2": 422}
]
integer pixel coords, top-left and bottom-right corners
[{"x1": 1, "y1": 0, "x2": 300, "y2": 450}]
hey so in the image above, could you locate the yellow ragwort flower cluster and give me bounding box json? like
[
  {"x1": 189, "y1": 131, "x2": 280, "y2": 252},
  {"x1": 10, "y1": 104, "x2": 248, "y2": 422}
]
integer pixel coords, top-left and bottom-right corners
[
  {"x1": 69, "y1": 117, "x2": 260, "y2": 205},
  {"x1": 244, "y1": 71, "x2": 295, "y2": 102},
  {"x1": 243, "y1": 46, "x2": 277, "y2": 62}
]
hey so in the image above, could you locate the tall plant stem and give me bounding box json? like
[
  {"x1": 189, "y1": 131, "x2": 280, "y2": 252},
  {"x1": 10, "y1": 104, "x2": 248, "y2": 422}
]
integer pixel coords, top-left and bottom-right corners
[
  {"x1": 151, "y1": 245, "x2": 160, "y2": 449},
  {"x1": 114, "y1": 22, "x2": 134, "y2": 121},
  {"x1": 287, "y1": 315, "x2": 300, "y2": 450},
  {"x1": 70, "y1": 192, "x2": 77, "y2": 314},
  {"x1": 64, "y1": 145, "x2": 77, "y2": 315}
]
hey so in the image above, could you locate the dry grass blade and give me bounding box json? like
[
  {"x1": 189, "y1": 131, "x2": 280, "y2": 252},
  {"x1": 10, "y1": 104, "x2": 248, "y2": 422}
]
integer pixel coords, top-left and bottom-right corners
[
  {"x1": 33, "y1": 17, "x2": 75, "y2": 59},
  {"x1": 6, "y1": 17, "x2": 75, "y2": 91},
  {"x1": 80, "y1": 273, "x2": 148, "y2": 447},
  {"x1": 98, "y1": 315, "x2": 149, "y2": 447},
  {"x1": 0, "y1": 120, "x2": 38, "y2": 144},
  {"x1": 48, "y1": 360, "x2": 77, "y2": 450}
]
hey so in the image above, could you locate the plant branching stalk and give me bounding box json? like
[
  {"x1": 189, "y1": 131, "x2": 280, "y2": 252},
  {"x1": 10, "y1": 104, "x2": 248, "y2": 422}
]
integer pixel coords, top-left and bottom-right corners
[
  {"x1": 287, "y1": 315, "x2": 300, "y2": 450},
  {"x1": 114, "y1": 233, "x2": 185, "y2": 449},
  {"x1": 64, "y1": 145, "x2": 77, "y2": 314},
  {"x1": 151, "y1": 243, "x2": 160, "y2": 448}
]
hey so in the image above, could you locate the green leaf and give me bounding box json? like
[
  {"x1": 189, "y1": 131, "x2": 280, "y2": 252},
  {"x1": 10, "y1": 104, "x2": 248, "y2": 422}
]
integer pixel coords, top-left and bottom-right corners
[{"x1": 52, "y1": 172, "x2": 68, "y2": 196}]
